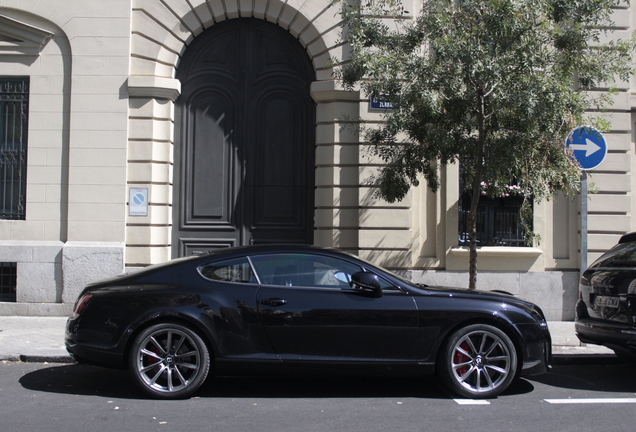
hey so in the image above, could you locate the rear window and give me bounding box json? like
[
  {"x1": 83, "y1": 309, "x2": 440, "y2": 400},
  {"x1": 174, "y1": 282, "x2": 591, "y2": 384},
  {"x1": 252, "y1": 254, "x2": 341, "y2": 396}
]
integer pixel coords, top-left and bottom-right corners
[
  {"x1": 591, "y1": 242, "x2": 636, "y2": 268},
  {"x1": 198, "y1": 257, "x2": 256, "y2": 284}
]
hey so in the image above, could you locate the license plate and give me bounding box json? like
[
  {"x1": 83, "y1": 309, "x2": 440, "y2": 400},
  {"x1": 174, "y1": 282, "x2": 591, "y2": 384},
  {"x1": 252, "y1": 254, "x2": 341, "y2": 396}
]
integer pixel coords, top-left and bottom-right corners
[{"x1": 594, "y1": 295, "x2": 620, "y2": 308}]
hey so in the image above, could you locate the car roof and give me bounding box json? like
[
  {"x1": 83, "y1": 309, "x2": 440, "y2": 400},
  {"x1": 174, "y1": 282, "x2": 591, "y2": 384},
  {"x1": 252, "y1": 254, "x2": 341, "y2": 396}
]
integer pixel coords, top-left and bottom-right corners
[
  {"x1": 197, "y1": 244, "x2": 363, "y2": 264},
  {"x1": 205, "y1": 244, "x2": 346, "y2": 257},
  {"x1": 619, "y1": 232, "x2": 636, "y2": 244}
]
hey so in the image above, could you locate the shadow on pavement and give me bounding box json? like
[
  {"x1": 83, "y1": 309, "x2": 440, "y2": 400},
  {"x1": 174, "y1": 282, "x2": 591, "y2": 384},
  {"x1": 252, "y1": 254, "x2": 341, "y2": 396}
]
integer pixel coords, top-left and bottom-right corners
[
  {"x1": 528, "y1": 362, "x2": 636, "y2": 393},
  {"x1": 19, "y1": 363, "x2": 535, "y2": 400},
  {"x1": 201, "y1": 376, "x2": 452, "y2": 399},
  {"x1": 19, "y1": 363, "x2": 143, "y2": 399}
]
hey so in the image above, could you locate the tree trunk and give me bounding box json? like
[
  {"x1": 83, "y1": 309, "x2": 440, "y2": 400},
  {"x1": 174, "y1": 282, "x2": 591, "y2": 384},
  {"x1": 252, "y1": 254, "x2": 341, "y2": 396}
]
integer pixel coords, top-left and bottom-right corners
[
  {"x1": 468, "y1": 88, "x2": 487, "y2": 290},
  {"x1": 468, "y1": 184, "x2": 481, "y2": 290}
]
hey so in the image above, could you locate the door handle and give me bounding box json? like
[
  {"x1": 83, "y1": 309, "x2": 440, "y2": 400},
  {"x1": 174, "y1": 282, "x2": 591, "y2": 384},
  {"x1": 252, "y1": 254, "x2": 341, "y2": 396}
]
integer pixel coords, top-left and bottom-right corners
[{"x1": 260, "y1": 298, "x2": 288, "y2": 307}]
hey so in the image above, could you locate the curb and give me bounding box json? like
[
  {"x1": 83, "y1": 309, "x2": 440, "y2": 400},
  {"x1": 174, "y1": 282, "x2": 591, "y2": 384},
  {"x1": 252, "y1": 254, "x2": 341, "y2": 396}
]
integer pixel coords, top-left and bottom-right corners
[
  {"x1": 20, "y1": 355, "x2": 75, "y2": 363},
  {"x1": 0, "y1": 355, "x2": 75, "y2": 363},
  {"x1": 551, "y1": 353, "x2": 619, "y2": 366}
]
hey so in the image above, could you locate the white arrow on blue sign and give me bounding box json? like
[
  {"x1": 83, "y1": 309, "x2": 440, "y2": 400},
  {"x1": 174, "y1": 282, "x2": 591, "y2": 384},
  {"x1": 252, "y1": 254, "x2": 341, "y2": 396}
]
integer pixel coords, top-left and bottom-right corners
[{"x1": 565, "y1": 126, "x2": 607, "y2": 170}]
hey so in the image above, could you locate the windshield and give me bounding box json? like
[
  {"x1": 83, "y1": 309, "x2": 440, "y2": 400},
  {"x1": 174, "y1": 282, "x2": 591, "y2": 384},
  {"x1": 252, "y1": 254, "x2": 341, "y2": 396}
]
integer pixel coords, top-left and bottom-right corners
[{"x1": 340, "y1": 251, "x2": 416, "y2": 287}]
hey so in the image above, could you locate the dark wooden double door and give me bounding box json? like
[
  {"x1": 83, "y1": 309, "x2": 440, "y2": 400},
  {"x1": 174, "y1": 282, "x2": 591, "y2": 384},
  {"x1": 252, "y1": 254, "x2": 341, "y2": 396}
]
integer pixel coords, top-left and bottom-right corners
[{"x1": 173, "y1": 19, "x2": 316, "y2": 256}]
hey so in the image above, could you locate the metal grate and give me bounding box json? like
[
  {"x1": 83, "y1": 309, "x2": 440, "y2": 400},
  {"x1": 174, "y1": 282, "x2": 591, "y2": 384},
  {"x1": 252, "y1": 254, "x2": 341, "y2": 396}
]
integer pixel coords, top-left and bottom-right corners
[
  {"x1": 0, "y1": 262, "x2": 17, "y2": 302},
  {"x1": 459, "y1": 195, "x2": 530, "y2": 246},
  {"x1": 0, "y1": 78, "x2": 29, "y2": 220},
  {"x1": 458, "y1": 165, "x2": 530, "y2": 247}
]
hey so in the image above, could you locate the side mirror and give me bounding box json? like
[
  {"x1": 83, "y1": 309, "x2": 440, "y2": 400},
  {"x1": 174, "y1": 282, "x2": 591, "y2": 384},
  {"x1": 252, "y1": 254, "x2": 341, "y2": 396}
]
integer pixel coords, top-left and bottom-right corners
[{"x1": 350, "y1": 271, "x2": 383, "y2": 298}]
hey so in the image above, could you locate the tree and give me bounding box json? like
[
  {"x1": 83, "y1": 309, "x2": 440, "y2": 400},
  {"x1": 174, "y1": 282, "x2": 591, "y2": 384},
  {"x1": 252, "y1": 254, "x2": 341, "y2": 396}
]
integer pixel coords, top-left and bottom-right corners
[{"x1": 335, "y1": 0, "x2": 635, "y2": 289}]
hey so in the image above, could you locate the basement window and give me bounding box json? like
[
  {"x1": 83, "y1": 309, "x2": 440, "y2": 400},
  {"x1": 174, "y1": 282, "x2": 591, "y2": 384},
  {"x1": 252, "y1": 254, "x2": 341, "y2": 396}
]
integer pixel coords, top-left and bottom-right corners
[{"x1": 0, "y1": 262, "x2": 16, "y2": 302}]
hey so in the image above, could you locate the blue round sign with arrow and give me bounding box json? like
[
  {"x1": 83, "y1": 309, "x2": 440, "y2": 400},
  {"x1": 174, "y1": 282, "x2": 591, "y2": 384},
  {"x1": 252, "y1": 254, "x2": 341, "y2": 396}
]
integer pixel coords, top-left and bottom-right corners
[{"x1": 565, "y1": 126, "x2": 607, "y2": 170}]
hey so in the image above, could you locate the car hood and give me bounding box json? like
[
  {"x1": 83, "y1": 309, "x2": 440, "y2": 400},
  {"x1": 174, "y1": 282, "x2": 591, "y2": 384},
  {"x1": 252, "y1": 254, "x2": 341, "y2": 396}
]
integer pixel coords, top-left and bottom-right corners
[{"x1": 421, "y1": 285, "x2": 537, "y2": 308}]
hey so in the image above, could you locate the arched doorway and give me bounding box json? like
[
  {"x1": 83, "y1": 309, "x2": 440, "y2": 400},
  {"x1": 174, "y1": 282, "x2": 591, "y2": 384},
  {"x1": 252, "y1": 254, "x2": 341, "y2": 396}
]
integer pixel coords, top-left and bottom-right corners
[{"x1": 173, "y1": 19, "x2": 316, "y2": 256}]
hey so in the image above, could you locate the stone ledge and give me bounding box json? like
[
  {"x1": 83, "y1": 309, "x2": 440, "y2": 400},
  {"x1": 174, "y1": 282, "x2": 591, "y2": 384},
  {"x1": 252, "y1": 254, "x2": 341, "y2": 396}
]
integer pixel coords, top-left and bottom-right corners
[
  {"x1": 450, "y1": 246, "x2": 543, "y2": 257},
  {"x1": 127, "y1": 76, "x2": 181, "y2": 101},
  {"x1": 0, "y1": 302, "x2": 72, "y2": 316}
]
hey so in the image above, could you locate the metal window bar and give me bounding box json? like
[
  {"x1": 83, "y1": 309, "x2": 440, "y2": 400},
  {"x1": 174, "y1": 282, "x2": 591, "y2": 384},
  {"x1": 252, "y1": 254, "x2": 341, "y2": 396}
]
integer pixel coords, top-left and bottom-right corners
[
  {"x1": 458, "y1": 170, "x2": 530, "y2": 247},
  {"x1": 0, "y1": 262, "x2": 17, "y2": 302},
  {"x1": 0, "y1": 78, "x2": 29, "y2": 220}
]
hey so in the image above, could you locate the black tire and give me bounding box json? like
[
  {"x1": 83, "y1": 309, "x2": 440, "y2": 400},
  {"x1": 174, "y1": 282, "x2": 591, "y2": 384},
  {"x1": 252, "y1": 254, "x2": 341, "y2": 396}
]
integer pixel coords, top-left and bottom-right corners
[
  {"x1": 438, "y1": 324, "x2": 517, "y2": 399},
  {"x1": 129, "y1": 323, "x2": 210, "y2": 399}
]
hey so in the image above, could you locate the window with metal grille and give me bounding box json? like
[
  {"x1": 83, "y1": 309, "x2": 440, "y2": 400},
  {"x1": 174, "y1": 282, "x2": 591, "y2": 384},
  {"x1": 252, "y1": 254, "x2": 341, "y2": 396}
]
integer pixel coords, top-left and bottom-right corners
[
  {"x1": 0, "y1": 262, "x2": 17, "y2": 302},
  {"x1": 0, "y1": 78, "x2": 29, "y2": 220},
  {"x1": 458, "y1": 165, "x2": 531, "y2": 247}
]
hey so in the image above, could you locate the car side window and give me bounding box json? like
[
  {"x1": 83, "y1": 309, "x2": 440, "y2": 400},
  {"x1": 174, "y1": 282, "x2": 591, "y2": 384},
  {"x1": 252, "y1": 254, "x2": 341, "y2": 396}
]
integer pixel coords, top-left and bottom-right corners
[
  {"x1": 197, "y1": 257, "x2": 256, "y2": 284},
  {"x1": 249, "y1": 253, "x2": 363, "y2": 288}
]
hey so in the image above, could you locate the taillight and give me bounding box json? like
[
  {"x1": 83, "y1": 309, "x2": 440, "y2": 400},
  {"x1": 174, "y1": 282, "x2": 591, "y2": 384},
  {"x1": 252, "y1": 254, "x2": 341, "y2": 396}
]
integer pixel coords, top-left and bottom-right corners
[{"x1": 73, "y1": 293, "x2": 93, "y2": 318}]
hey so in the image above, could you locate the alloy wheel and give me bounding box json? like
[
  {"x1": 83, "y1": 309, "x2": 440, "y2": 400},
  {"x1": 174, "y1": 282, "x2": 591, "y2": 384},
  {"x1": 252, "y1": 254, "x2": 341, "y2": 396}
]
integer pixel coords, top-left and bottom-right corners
[
  {"x1": 130, "y1": 323, "x2": 210, "y2": 399},
  {"x1": 440, "y1": 324, "x2": 517, "y2": 398}
]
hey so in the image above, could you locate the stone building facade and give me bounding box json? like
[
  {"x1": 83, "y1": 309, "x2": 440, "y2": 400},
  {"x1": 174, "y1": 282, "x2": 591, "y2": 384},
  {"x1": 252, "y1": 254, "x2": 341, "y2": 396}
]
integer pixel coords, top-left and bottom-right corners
[{"x1": 0, "y1": 0, "x2": 633, "y2": 319}]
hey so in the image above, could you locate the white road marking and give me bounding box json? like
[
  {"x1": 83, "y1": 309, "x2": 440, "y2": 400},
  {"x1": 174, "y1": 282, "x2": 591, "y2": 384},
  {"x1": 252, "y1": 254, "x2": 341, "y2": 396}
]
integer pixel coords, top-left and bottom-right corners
[
  {"x1": 545, "y1": 398, "x2": 636, "y2": 404},
  {"x1": 454, "y1": 399, "x2": 491, "y2": 405}
]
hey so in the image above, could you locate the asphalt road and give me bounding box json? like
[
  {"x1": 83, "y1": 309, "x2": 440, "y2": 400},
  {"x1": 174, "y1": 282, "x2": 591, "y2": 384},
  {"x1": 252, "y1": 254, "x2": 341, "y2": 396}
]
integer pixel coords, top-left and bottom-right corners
[{"x1": 1, "y1": 360, "x2": 635, "y2": 432}]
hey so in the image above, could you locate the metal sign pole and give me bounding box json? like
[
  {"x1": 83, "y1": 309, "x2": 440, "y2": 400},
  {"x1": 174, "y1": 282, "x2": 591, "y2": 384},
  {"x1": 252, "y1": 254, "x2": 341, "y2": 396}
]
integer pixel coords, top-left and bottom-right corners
[
  {"x1": 580, "y1": 171, "x2": 588, "y2": 276},
  {"x1": 566, "y1": 126, "x2": 606, "y2": 275}
]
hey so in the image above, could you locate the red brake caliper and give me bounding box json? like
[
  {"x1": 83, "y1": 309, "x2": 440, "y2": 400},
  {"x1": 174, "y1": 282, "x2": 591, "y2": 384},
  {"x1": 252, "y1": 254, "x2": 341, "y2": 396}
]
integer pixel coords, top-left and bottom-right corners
[
  {"x1": 144, "y1": 341, "x2": 161, "y2": 368},
  {"x1": 454, "y1": 341, "x2": 470, "y2": 377}
]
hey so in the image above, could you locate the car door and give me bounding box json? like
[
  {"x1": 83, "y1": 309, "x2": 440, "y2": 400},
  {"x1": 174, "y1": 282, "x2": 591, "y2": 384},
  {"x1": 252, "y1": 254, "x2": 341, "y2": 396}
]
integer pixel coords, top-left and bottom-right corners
[
  {"x1": 196, "y1": 256, "x2": 278, "y2": 360},
  {"x1": 251, "y1": 252, "x2": 419, "y2": 363}
]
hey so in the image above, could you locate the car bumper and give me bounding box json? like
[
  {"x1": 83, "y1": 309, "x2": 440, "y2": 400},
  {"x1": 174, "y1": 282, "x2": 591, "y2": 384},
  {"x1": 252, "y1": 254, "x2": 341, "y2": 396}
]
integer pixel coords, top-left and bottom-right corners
[
  {"x1": 65, "y1": 317, "x2": 126, "y2": 368},
  {"x1": 518, "y1": 323, "x2": 551, "y2": 376},
  {"x1": 575, "y1": 318, "x2": 636, "y2": 353}
]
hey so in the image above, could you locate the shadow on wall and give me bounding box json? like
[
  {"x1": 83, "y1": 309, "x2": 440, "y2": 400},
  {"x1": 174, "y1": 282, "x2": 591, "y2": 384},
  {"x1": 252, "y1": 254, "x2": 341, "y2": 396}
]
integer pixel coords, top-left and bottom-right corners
[
  {"x1": 560, "y1": 271, "x2": 580, "y2": 320},
  {"x1": 355, "y1": 182, "x2": 416, "y2": 269}
]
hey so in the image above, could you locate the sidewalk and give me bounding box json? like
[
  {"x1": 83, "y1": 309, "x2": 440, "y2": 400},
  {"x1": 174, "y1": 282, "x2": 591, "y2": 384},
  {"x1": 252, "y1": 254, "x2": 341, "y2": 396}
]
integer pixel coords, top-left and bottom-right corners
[
  {"x1": 547, "y1": 320, "x2": 615, "y2": 364},
  {"x1": 0, "y1": 316, "x2": 72, "y2": 363},
  {"x1": 0, "y1": 317, "x2": 617, "y2": 364}
]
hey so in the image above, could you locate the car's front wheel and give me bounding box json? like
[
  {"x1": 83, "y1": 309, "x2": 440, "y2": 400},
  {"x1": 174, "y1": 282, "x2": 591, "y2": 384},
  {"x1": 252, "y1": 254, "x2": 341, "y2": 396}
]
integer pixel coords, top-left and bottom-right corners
[
  {"x1": 129, "y1": 323, "x2": 210, "y2": 399},
  {"x1": 438, "y1": 324, "x2": 517, "y2": 399}
]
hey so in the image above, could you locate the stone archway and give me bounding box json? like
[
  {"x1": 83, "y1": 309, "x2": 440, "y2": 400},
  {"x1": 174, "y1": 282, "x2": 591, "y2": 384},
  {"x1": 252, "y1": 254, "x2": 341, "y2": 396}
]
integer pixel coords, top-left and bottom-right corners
[
  {"x1": 172, "y1": 18, "x2": 316, "y2": 255},
  {"x1": 125, "y1": 1, "x2": 360, "y2": 266}
]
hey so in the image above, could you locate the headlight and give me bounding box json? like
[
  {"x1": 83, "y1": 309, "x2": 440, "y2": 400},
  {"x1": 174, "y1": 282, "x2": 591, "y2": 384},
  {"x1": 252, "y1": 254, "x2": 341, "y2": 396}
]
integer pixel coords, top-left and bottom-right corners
[{"x1": 531, "y1": 307, "x2": 548, "y2": 328}]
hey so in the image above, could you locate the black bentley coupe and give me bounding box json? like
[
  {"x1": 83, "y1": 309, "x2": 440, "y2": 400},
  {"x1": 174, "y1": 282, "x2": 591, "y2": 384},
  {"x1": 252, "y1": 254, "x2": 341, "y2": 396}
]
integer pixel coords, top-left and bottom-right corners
[{"x1": 66, "y1": 245, "x2": 550, "y2": 399}]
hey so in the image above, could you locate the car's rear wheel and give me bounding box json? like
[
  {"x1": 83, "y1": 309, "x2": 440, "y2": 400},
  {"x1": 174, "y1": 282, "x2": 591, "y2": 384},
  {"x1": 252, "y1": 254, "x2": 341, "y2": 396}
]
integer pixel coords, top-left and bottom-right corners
[
  {"x1": 438, "y1": 324, "x2": 517, "y2": 399},
  {"x1": 129, "y1": 323, "x2": 210, "y2": 399}
]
